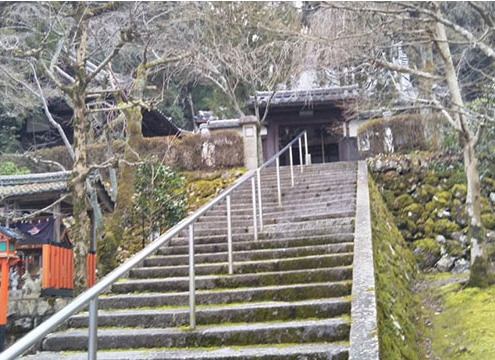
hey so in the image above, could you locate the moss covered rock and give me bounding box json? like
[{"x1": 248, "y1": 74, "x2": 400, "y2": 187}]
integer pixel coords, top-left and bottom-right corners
[
  {"x1": 434, "y1": 219, "x2": 460, "y2": 236},
  {"x1": 424, "y1": 218, "x2": 435, "y2": 236},
  {"x1": 424, "y1": 173, "x2": 439, "y2": 186},
  {"x1": 412, "y1": 238, "x2": 442, "y2": 269},
  {"x1": 415, "y1": 184, "x2": 435, "y2": 203},
  {"x1": 436, "y1": 191, "x2": 452, "y2": 205},
  {"x1": 451, "y1": 184, "x2": 467, "y2": 199},
  {"x1": 393, "y1": 194, "x2": 414, "y2": 211},
  {"x1": 481, "y1": 214, "x2": 495, "y2": 230},
  {"x1": 445, "y1": 240, "x2": 464, "y2": 258},
  {"x1": 403, "y1": 203, "x2": 425, "y2": 221}
]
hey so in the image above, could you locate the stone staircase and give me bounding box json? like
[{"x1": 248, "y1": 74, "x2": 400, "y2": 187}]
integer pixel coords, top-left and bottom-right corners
[{"x1": 22, "y1": 162, "x2": 359, "y2": 360}]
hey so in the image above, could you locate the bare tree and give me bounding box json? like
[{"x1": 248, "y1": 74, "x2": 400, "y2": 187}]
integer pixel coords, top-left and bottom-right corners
[
  {"x1": 183, "y1": 2, "x2": 305, "y2": 164},
  {"x1": 315, "y1": 1, "x2": 495, "y2": 286},
  {"x1": 1, "y1": 2, "x2": 135, "y2": 292}
]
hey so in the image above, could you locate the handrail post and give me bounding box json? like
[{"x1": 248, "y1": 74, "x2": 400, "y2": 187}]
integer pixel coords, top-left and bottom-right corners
[
  {"x1": 298, "y1": 138, "x2": 303, "y2": 173},
  {"x1": 289, "y1": 145, "x2": 294, "y2": 187},
  {"x1": 304, "y1": 131, "x2": 309, "y2": 165},
  {"x1": 226, "y1": 195, "x2": 233, "y2": 274},
  {"x1": 257, "y1": 169, "x2": 263, "y2": 232},
  {"x1": 276, "y1": 157, "x2": 282, "y2": 206},
  {"x1": 251, "y1": 177, "x2": 258, "y2": 240},
  {"x1": 188, "y1": 224, "x2": 196, "y2": 329},
  {"x1": 88, "y1": 297, "x2": 98, "y2": 360}
]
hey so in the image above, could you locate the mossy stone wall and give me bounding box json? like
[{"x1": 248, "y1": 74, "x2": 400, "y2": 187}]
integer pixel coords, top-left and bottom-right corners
[{"x1": 369, "y1": 176, "x2": 422, "y2": 360}]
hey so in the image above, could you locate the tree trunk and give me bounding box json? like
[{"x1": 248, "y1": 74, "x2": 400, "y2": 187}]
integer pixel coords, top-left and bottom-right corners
[
  {"x1": 103, "y1": 63, "x2": 147, "y2": 271},
  {"x1": 463, "y1": 137, "x2": 488, "y2": 286},
  {"x1": 71, "y1": 92, "x2": 90, "y2": 293},
  {"x1": 433, "y1": 14, "x2": 489, "y2": 286}
]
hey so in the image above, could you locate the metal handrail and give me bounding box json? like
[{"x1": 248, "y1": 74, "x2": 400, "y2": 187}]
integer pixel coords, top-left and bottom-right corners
[{"x1": 1, "y1": 130, "x2": 309, "y2": 360}]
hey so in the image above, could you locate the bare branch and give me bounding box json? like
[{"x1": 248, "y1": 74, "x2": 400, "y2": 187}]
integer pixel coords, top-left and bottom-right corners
[
  {"x1": 4, "y1": 152, "x2": 66, "y2": 171},
  {"x1": 400, "y1": 2, "x2": 495, "y2": 61},
  {"x1": 85, "y1": 40, "x2": 126, "y2": 84},
  {"x1": 31, "y1": 63, "x2": 75, "y2": 160},
  {"x1": 12, "y1": 194, "x2": 70, "y2": 222},
  {"x1": 41, "y1": 62, "x2": 71, "y2": 92},
  {"x1": 49, "y1": 37, "x2": 65, "y2": 73},
  {"x1": 145, "y1": 52, "x2": 191, "y2": 70},
  {"x1": 468, "y1": 2, "x2": 494, "y2": 28},
  {"x1": 375, "y1": 58, "x2": 442, "y2": 80}
]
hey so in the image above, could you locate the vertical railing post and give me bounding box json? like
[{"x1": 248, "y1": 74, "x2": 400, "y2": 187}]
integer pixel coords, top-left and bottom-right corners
[
  {"x1": 289, "y1": 144, "x2": 294, "y2": 187},
  {"x1": 257, "y1": 168, "x2": 263, "y2": 232},
  {"x1": 276, "y1": 157, "x2": 282, "y2": 206},
  {"x1": 298, "y1": 138, "x2": 303, "y2": 173},
  {"x1": 88, "y1": 297, "x2": 98, "y2": 360},
  {"x1": 226, "y1": 195, "x2": 233, "y2": 274},
  {"x1": 251, "y1": 177, "x2": 258, "y2": 240},
  {"x1": 304, "y1": 131, "x2": 309, "y2": 165},
  {"x1": 188, "y1": 224, "x2": 196, "y2": 329}
]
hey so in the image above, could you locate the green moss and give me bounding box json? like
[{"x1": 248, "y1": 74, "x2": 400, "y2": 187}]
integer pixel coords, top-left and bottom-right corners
[
  {"x1": 184, "y1": 168, "x2": 246, "y2": 212},
  {"x1": 424, "y1": 218, "x2": 435, "y2": 236},
  {"x1": 445, "y1": 240, "x2": 464, "y2": 258},
  {"x1": 451, "y1": 184, "x2": 467, "y2": 199},
  {"x1": 434, "y1": 219, "x2": 460, "y2": 236},
  {"x1": 402, "y1": 203, "x2": 424, "y2": 221},
  {"x1": 393, "y1": 194, "x2": 414, "y2": 211},
  {"x1": 482, "y1": 177, "x2": 495, "y2": 192},
  {"x1": 415, "y1": 184, "x2": 435, "y2": 203},
  {"x1": 412, "y1": 238, "x2": 441, "y2": 269},
  {"x1": 424, "y1": 173, "x2": 439, "y2": 186},
  {"x1": 436, "y1": 190, "x2": 452, "y2": 204},
  {"x1": 481, "y1": 213, "x2": 495, "y2": 230},
  {"x1": 369, "y1": 177, "x2": 422, "y2": 360},
  {"x1": 430, "y1": 280, "x2": 495, "y2": 359}
]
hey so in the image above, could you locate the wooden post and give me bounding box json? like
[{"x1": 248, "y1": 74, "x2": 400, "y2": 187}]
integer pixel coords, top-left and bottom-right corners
[
  {"x1": 0, "y1": 259, "x2": 9, "y2": 351},
  {"x1": 53, "y1": 201, "x2": 61, "y2": 243},
  {"x1": 4, "y1": 203, "x2": 8, "y2": 228}
]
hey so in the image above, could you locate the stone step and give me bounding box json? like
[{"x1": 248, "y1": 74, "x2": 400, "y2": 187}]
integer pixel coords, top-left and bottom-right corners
[
  {"x1": 136, "y1": 251, "x2": 354, "y2": 277},
  {"x1": 232, "y1": 177, "x2": 357, "y2": 190},
  {"x1": 204, "y1": 200, "x2": 355, "y2": 217},
  {"x1": 208, "y1": 191, "x2": 357, "y2": 210},
  {"x1": 246, "y1": 182, "x2": 357, "y2": 193},
  {"x1": 68, "y1": 298, "x2": 351, "y2": 329},
  {"x1": 195, "y1": 209, "x2": 355, "y2": 226},
  {"x1": 42, "y1": 318, "x2": 350, "y2": 351},
  {"x1": 111, "y1": 266, "x2": 352, "y2": 293},
  {"x1": 152, "y1": 242, "x2": 354, "y2": 266},
  {"x1": 178, "y1": 216, "x2": 353, "y2": 237},
  {"x1": 21, "y1": 343, "x2": 349, "y2": 360},
  {"x1": 166, "y1": 233, "x2": 354, "y2": 251},
  {"x1": 99, "y1": 281, "x2": 352, "y2": 309},
  {"x1": 169, "y1": 225, "x2": 354, "y2": 246}
]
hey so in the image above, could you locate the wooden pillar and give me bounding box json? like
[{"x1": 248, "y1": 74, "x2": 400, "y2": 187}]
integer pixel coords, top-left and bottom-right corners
[
  {"x1": 4, "y1": 203, "x2": 8, "y2": 228},
  {"x1": 53, "y1": 200, "x2": 61, "y2": 243},
  {"x1": 0, "y1": 259, "x2": 9, "y2": 351}
]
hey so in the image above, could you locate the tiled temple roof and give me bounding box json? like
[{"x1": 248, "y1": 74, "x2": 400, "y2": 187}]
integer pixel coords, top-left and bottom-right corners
[
  {"x1": 0, "y1": 171, "x2": 71, "y2": 197},
  {"x1": 250, "y1": 85, "x2": 359, "y2": 108}
]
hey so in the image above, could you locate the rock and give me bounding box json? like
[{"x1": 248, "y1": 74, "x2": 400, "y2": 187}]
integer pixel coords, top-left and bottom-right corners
[
  {"x1": 436, "y1": 235, "x2": 446, "y2": 244},
  {"x1": 481, "y1": 213, "x2": 495, "y2": 230},
  {"x1": 452, "y1": 259, "x2": 470, "y2": 274},
  {"x1": 490, "y1": 192, "x2": 495, "y2": 204},
  {"x1": 436, "y1": 254, "x2": 455, "y2": 272},
  {"x1": 13, "y1": 317, "x2": 32, "y2": 331},
  {"x1": 413, "y1": 238, "x2": 441, "y2": 269},
  {"x1": 487, "y1": 231, "x2": 495, "y2": 241},
  {"x1": 37, "y1": 300, "x2": 51, "y2": 316},
  {"x1": 437, "y1": 209, "x2": 451, "y2": 219}
]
